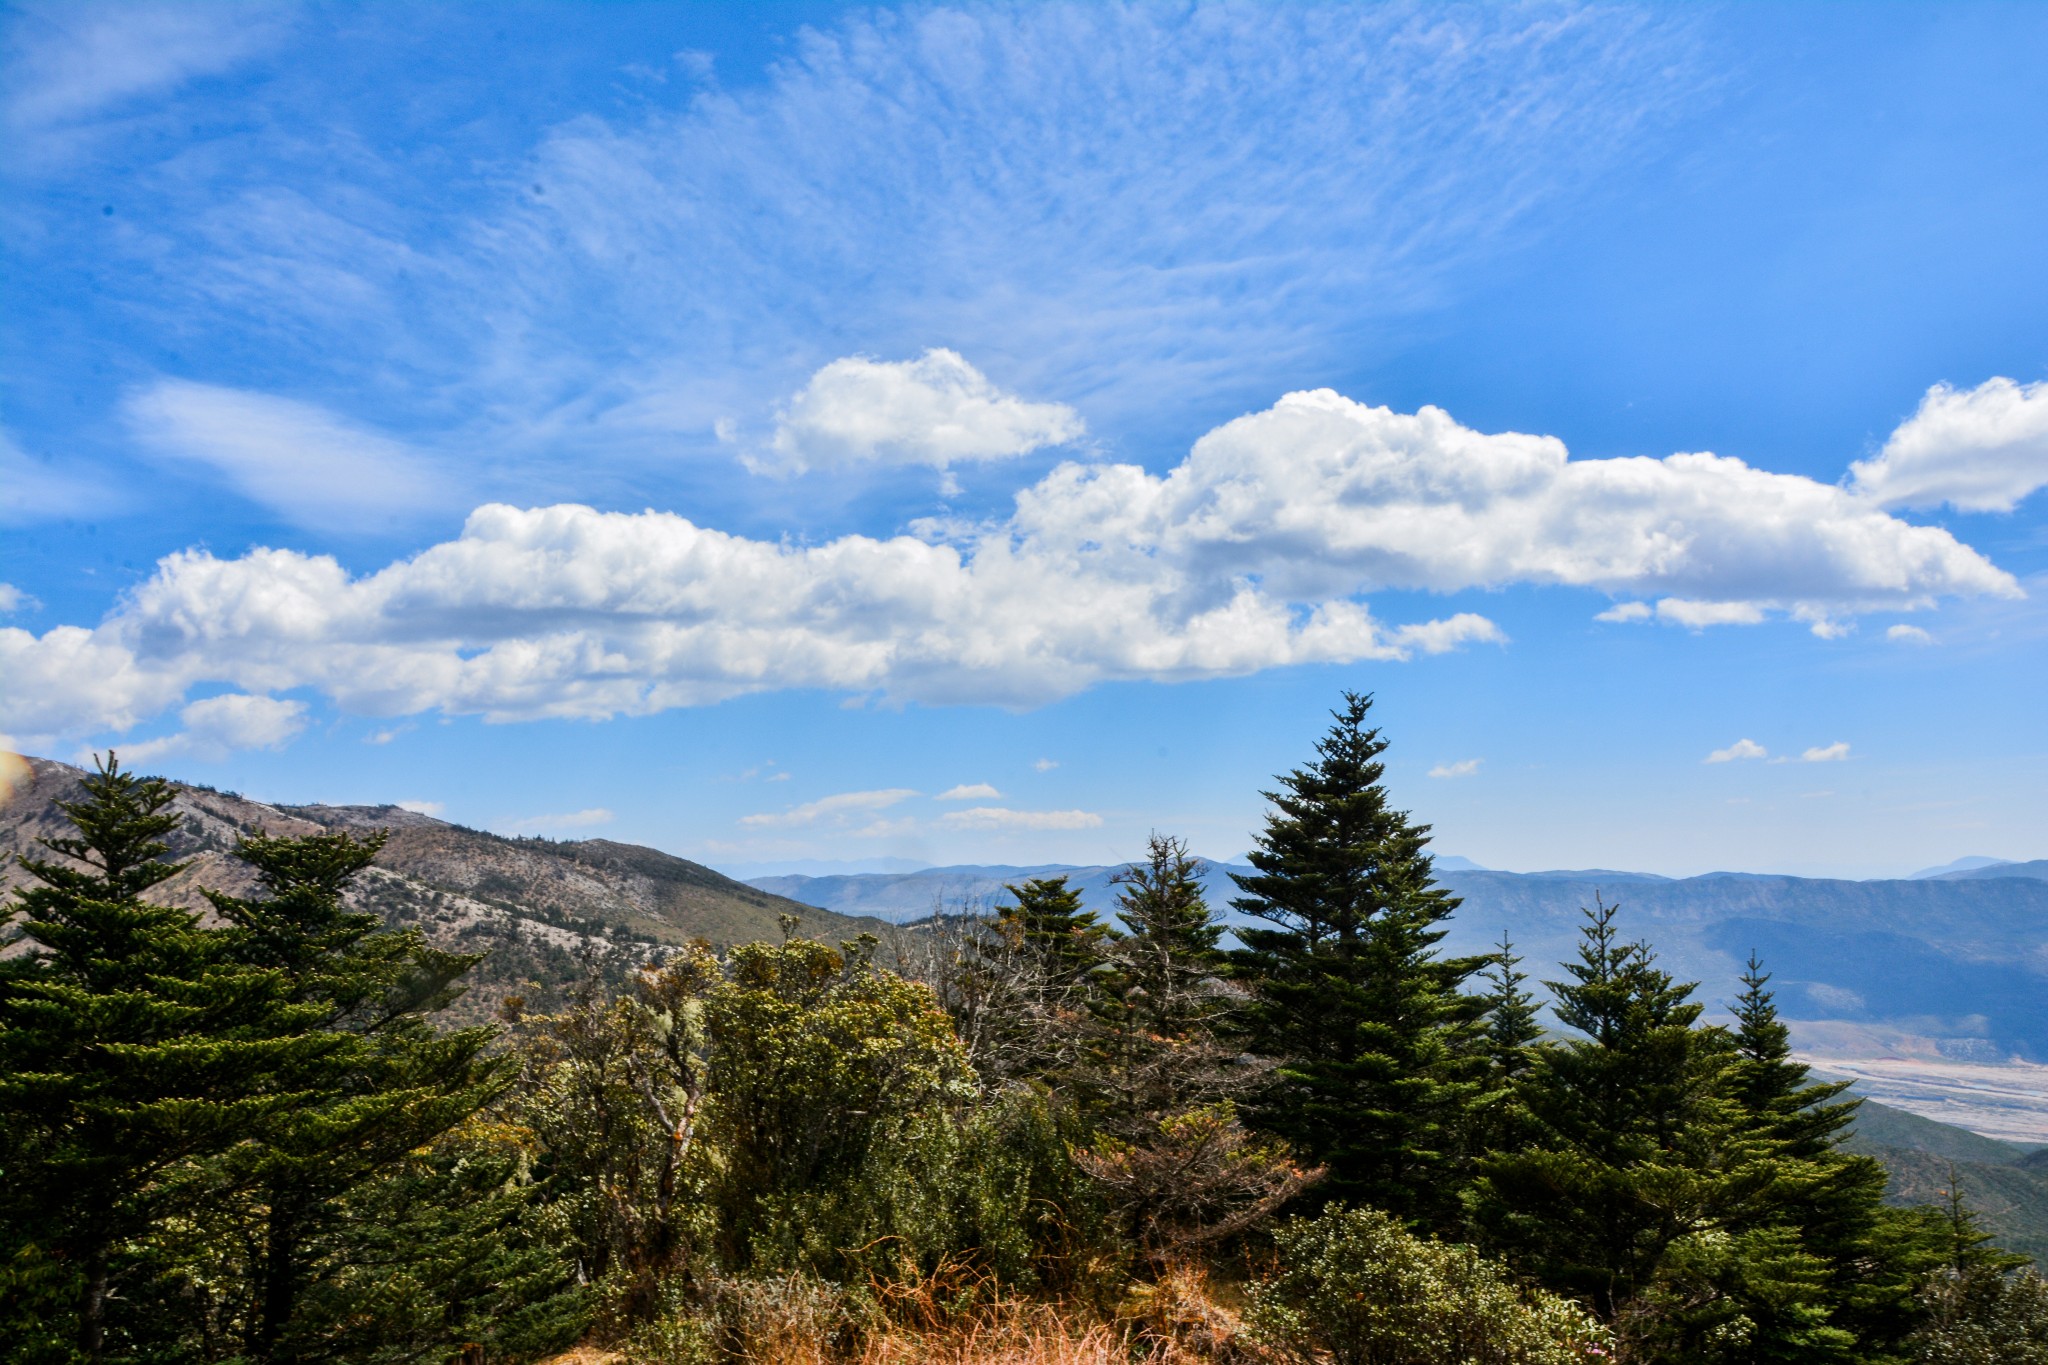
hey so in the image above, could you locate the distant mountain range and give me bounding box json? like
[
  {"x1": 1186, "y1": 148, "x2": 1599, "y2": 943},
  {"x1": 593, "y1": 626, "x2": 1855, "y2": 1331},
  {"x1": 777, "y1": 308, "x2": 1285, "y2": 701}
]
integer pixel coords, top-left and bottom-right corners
[{"x1": 748, "y1": 856, "x2": 2048, "y2": 1062}]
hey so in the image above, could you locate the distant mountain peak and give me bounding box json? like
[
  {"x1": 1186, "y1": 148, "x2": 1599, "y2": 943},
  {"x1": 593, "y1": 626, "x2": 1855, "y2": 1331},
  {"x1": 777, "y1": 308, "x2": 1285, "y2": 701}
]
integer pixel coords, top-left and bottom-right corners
[{"x1": 1908, "y1": 855, "x2": 2015, "y2": 880}]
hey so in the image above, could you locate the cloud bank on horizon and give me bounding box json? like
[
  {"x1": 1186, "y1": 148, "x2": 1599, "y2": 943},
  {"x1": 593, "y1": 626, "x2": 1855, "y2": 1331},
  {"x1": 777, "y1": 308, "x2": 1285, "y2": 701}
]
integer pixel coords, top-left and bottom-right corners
[{"x1": 2, "y1": 376, "x2": 2035, "y2": 755}]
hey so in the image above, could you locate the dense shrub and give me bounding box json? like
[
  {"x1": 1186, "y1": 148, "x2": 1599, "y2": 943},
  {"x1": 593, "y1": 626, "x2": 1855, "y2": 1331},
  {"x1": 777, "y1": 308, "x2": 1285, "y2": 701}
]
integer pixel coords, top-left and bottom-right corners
[{"x1": 1247, "y1": 1205, "x2": 1610, "y2": 1365}]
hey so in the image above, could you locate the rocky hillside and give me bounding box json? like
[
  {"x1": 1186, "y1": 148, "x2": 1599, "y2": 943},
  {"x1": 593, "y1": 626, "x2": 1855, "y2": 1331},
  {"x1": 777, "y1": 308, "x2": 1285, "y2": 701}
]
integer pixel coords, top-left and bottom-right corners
[{"x1": 1, "y1": 756, "x2": 878, "y2": 1019}]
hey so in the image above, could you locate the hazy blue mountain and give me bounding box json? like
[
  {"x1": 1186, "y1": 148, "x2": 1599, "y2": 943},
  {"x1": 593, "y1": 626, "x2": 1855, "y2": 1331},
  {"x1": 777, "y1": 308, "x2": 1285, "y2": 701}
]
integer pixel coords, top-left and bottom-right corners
[
  {"x1": 750, "y1": 860, "x2": 2048, "y2": 1060},
  {"x1": 1935, "y1": 859, "x2": 2048, "y2": 882},
  {"x1": 1910, "y1": 855, "x2": 2015, "y2": 879}
]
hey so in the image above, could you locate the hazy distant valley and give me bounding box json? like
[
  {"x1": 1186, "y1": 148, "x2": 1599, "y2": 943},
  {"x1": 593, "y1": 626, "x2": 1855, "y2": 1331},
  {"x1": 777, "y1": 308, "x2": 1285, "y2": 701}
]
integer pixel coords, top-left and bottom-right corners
[{"x1": 750, "y1": 854, "x2": 2048, "y2": 1143}]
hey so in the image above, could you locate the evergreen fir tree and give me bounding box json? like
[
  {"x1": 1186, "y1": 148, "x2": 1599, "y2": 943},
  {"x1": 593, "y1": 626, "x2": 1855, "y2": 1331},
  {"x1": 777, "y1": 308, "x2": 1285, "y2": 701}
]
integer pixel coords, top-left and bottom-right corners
[
  {"x1": 1089, "y1": 834, "x2": 1240, "y2": 1132},
  {"x1": 1226, "y1": 692, "x2": 1489, "y2": 1229},
  {"x1": 1480, "y1": 936, "x2": 1543, "y2": 1083},
  {"x1": 999, "y1": 875, "x2": 1111, "y2": 987},
  {"x1": 1723, "y1": 954, "x2": 1968, "y2": 1359},
  {"x1": 203, "y1": 829, "x2": 508, "y2": 1362},
  {"x1": 0, "y1": 756, "x2": 323, "y2": 1363},
  {"x1": 1471, "y1": 899, "x2": 1765, "y2": 1319}
]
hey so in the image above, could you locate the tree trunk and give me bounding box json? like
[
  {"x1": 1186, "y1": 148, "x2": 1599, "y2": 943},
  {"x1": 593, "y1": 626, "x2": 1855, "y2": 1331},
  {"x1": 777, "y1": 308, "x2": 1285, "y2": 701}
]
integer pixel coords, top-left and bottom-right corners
[
  {"x1": 80, "y1": 1239, "x2": 109, "y2": 1364},
  {"x1": 254, "y1": 1183, "x2": 302, "y2": 1362}
]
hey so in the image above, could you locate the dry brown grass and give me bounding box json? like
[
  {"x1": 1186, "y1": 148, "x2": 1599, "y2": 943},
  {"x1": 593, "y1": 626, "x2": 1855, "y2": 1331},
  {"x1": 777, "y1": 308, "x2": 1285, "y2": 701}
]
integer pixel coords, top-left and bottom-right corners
[{"x1": 542, "y1": 1263, "x2": 1273, "y2": 1365}]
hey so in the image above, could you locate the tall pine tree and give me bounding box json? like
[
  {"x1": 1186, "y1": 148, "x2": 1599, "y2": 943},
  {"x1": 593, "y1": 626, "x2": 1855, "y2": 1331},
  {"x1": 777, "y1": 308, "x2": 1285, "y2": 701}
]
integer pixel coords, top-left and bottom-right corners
[
  {"x1": 0, "y1": 757, "x2": 325, "y2": 1363},
  {"x1": 202, "y1": 829, "x2": 508, "y2": 1363},
  {"x1": 1227, "y1": 692, "x2": 1488, "y2": 1229}
]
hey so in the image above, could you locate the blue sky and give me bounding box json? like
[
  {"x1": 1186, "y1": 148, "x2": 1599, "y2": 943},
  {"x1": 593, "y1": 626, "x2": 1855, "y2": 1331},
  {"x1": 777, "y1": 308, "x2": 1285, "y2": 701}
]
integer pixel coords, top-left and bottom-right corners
[{"x1": 4, "y1": 1, "x2": 2045, "y2": 879}]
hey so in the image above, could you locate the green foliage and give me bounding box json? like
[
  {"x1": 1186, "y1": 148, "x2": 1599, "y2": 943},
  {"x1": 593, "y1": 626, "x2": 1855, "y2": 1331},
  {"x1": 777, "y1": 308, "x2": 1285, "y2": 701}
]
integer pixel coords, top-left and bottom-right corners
[
  {"x1": 1247, "y1": 1204, "x2": 1611, "y2": 1365},
  {"x1": 1908, "y1": 1263, "x2": 2048, "y2": 1364},
  {"x1": 200, "y1": 830, "x2": 511, "y2": 1360},
  {"x1": 0, "y1": 756, "x2": 332, "y2": 1362},
  {"x1": 1087, "y1": 833, "x2": 1243, "y2": 1133},
  {"x1": 700, "y1": 935, "x2": 977, "y2": 1273},
  {"x1": 269, "y1": 1118, "x2": 588, "y2": 1363},
  {"x1": 999, "y1": 876, "x2": 1110, "y2": 988},
  {"x1": 1227, "y1": 692, "x2": 1489, "y2": 1228}
]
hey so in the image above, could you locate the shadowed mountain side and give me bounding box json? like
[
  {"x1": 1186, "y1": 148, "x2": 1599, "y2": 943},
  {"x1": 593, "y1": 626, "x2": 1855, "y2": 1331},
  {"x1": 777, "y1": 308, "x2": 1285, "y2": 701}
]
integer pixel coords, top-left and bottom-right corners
[{"x1": 1847, "y1": 1098, "x2": 2038, "y2": 1165}]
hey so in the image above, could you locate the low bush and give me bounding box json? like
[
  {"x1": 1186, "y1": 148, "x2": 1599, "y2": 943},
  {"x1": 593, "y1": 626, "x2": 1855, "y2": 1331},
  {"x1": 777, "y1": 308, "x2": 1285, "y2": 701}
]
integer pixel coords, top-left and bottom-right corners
[{"x1": 1247, "y1": 1206, "x2": 1610, "y2": 1365}]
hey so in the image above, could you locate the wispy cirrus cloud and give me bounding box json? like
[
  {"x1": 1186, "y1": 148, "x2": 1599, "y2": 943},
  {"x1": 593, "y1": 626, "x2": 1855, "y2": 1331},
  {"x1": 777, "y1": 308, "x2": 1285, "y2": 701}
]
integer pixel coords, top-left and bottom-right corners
[
  {"x1": 939, "y1": 806, "x2": 1103, "y2": 832},
  {"x1": 741, "y1": 789, "x2": 920, "y2": 830},
  {"x1": 32, "y1": 2, "x2": 1702, "y2": 500},
  {"x1": 125, "y1": 381, "x2": 446, "y2": 532},
  {"x1": 510, "y1": 807, "x2": 614, "y2": 832},
  {"x1": 4, "y1": 2, "x2": 287, "y2": 157}
]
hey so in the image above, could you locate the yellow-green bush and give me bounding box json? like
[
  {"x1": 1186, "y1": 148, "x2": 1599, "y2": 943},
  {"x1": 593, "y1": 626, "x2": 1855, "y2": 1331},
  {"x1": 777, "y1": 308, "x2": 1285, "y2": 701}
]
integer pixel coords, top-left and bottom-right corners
[{"x1": 1248, "y1": 1205, "x2": 1610, "y2": 1365}]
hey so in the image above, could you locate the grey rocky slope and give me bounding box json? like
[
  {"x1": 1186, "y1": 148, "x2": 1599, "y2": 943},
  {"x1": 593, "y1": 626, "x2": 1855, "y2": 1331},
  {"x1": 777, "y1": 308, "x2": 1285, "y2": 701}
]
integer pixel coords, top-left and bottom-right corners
[{"x1": 2, "y1": 756, "x2": 870, "y2": 1020}]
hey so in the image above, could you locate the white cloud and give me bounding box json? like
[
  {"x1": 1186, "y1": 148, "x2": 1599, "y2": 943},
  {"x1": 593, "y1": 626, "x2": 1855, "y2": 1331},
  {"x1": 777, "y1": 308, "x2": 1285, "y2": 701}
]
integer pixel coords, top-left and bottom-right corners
[
  {"x1": 1033, "y1": 759, "x2": 1060, "y2": 772},
  {"x1": 937, "y1": 783, "x2": 1001, "y2": 801},
  {"x1": 1887, "y1": 624, "x2": 1935, "y2": 645},
  {"x1": 1706, "y1": 739, "x2": 1768, "y2": 764},
  {"x1": 938, "y1": 806, "x2": 1103, "y2": 832},
  {"x1": 124, "y1": 381, "x2": 444, "y2": 532},
  {"x1": 0, "y1": 389, "x2": 2022, "y2": 746},
  {"x1": 1428, "y1": 759, "x2": 1482, "y2": 779},
  {"x1": 5, "y1": 4, "x2": 285, "y2": 137},
  {"x1": 740, "y1": 788, "x2": 919, "y2": 829},
  {"x1": 1596, "y1": 601, "x2": 1653, "y2": 623},
  {"x1": 511, "y1": 807, "x2": 614, "y2": 832},
  {"x1": 759, "y1": 350, "x2": 1083, "y2": 474},
  {"x1": 118, "y1": 693, "x2": 307, "y2": 764},
  {"x1": 397, "y1": 800, "x2": 444, "y2": 816},
  {"x1": 0, "y1": 429, "x2": 103, "y2": 525},
  {"x1": 1800, "y1": 742, "x2": 1851, "y2": 763},
  {"x1": 0, "y1": 584, "x2": 30, "y2": 614},
  {"x1": 1849, "y1": 378, "x2": 2048, "y2": 513}
]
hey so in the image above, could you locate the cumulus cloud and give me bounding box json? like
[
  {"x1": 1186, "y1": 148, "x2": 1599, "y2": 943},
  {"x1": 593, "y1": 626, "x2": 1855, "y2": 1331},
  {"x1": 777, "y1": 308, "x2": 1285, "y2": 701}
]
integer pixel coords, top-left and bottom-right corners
[
  {"x1": 125, "y1": 381, "x2": 445, "y2": 532},
  {"x1": 1706, "y1": 739, "x2": 1768, "y2": 764},
  {"x1": 0, "y1": 584, "x2": 29, "y2": 614},
  {"x1": 1033, "y1": 759, "x2": 1059, "y2": 772},
  {"x1": 118, "y1": 693, "x2": 307, "y2": 763},
  {"x1": 397, "y1": 799, "x2": 444, "y2": 816},
  {"x1": 758, "y1": 350, "x2": 1084, "y2": 474},
  {"x1": 1887, "y1": 624, "x2": 1934, "y2": 645},
  {"x1": 937, "y1": 783, "x2": 1001, "y2": 801},
  {"x1": 1850, "y1": 378, "x2": 2048, "y2": 513},
  {"x1": 1428, "y1": 759, "x2": 1482, "y2": 779},
  {"x1": 0, "y1": 389, "x2": 2023, "y2": 747},
  {"x1": 741, "y1": 788, "x2": 919, "y2": 829},
  {"x1": 1800, "y1": 742, "x2": 1851, "y2": 763},
  {"x1": 511, "y1": 807, "x2": 614, "y2": 831},
  {"x1": 939, "y1": 806, "x2": 1103, "y2": 832}
]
